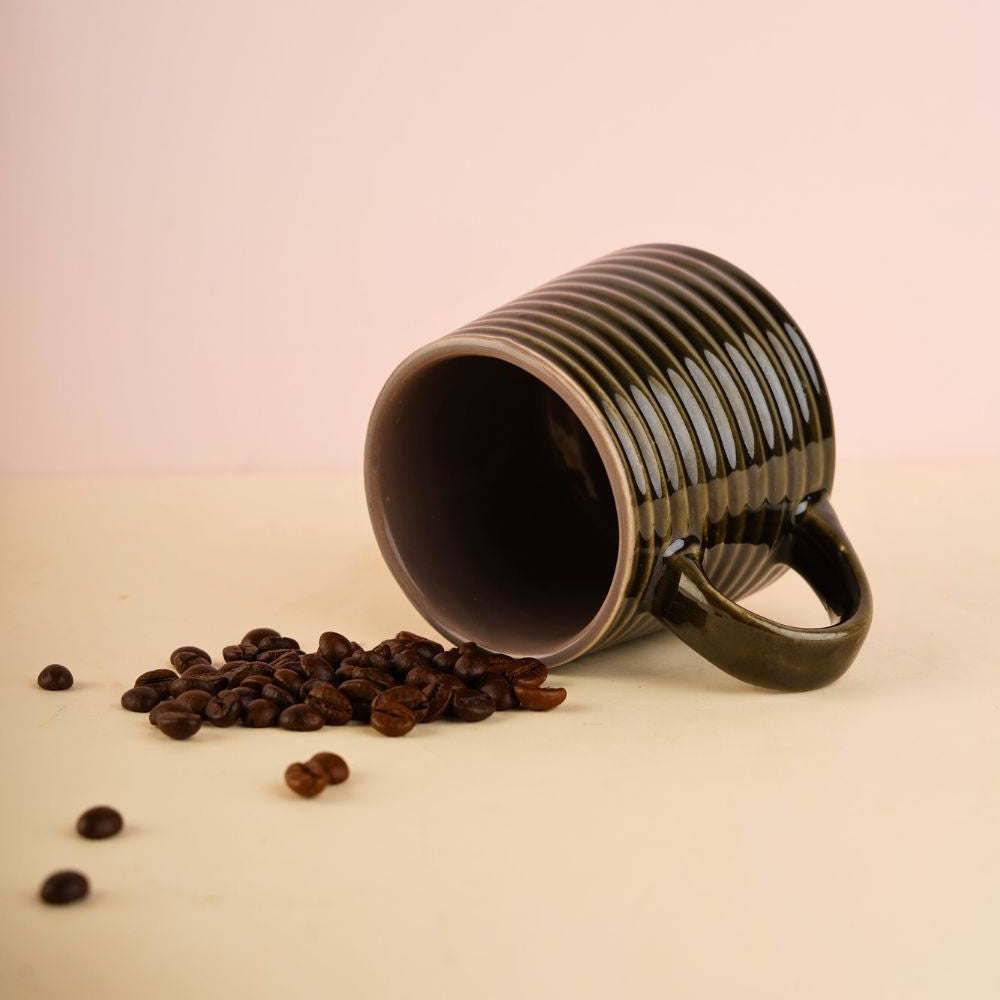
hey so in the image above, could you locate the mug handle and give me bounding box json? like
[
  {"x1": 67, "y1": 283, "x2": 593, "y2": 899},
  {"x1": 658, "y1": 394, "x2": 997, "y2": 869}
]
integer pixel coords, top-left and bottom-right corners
[{"x1": 652, "y1": 494, "x2": 873, "y2": 691}]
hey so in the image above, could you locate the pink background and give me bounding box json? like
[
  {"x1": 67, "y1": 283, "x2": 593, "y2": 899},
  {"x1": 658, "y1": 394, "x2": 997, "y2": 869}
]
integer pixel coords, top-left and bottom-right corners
[{"x1": 2, "y1": 0, "x2": 997, "y2": 474}]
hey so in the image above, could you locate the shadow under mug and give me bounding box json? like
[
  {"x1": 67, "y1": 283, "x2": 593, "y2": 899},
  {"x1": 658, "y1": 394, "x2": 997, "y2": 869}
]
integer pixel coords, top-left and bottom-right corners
[{"x1": 365, "y1": 244, "x2": 872, "y2": 691}]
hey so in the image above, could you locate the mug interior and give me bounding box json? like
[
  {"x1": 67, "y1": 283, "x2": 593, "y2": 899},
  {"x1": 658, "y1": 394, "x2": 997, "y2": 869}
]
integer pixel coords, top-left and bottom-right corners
[{"x1": 366, "y1": 341, "x2": 633, "y2": 663}]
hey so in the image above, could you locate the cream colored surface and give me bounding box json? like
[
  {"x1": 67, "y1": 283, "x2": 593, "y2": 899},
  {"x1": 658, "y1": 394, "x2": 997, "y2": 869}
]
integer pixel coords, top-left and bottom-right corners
[{"x1": 1, "y1": 461, "x2": 997, "y2": 998}]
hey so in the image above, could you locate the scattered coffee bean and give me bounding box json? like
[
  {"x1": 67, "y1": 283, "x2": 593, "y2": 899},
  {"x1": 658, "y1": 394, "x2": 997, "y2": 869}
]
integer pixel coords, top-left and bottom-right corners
[
  {"x1": 37, "y1": 664, "x2": 73, "y2": 691},
  {"x1": 121, "y1": 686, "x2": 159, "y2": 712},
  {"x1": 134, "y1": 668, "x2": 177, "y2": 697},
  {"x1": 156, "y1": 710, "x2": 202, "y2": 739},
  {"x1": 76, "y1": 806, "x2": 123, "y2": 840},
  {"x1": 513, "y1": 683, "x2": 567, "y2": 710},
  {"x1": 451, "y1": 688, "x2": 496, "y2": 722},
  {"x1": 40, "y1": 870, "x2": 89, "y2": 905},
  {"x1": 284, "y1": 760, "x2": 329, "y2": 798},
  {"x1": 242, "y1": 626, "x2": 280, "y2": 646},
  {"x1": 148, "y1": 699, "x2": 182, "y2": 725},
  {"x1": 279, "y1": 704, "x2": 325, "y2": 731},
  {"x1": 309, "y1": 752, "x2": 349, "y2": 785},
  {"x1": 169, "y1": 646, "x2": 211, "y2": 670},
  {"x1": 370, "y1": 700, "x2": 416, "y2": 737}
]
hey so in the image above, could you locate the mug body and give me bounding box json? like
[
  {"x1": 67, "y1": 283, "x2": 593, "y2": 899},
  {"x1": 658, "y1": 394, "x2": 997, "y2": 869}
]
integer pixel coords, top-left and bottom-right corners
[{"x1": 366, "y1": 244, "x2": 834, "y2": 665}]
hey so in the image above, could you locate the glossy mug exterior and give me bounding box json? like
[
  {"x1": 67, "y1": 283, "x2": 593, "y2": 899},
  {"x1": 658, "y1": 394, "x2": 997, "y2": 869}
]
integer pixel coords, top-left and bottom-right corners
[{"x1": 365, "y1": 245, "x2": 872, "y2": 690}]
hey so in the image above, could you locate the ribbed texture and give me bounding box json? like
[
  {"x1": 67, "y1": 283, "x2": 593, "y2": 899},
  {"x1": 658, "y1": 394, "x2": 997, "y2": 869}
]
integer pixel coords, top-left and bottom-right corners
[{"x1": 454, "y1": 244, "x2": 836, "y2": 650}]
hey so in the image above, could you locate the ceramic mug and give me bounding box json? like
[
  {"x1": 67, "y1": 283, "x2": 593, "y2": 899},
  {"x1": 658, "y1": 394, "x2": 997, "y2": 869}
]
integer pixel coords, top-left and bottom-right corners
[{"x1": 365, "y1": 244, "x2": 872, "y2": 691}]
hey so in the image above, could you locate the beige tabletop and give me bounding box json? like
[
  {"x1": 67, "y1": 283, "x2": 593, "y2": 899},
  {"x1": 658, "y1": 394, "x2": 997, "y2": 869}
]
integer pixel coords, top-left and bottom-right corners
[{"x1": 1, "y1": 460, "x2": 997, "y2": 999}]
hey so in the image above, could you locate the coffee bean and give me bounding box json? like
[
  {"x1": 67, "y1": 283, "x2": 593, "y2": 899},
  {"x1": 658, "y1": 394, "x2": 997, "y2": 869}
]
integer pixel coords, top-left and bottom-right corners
[
  {"x1": 300, "y1": 653, "x2": 335, "y2": 683},
  {"x1": 255, "y1": 648, "x2": 299, "y2": 664},
  {"x1": 148, "y1": 699, "x2": 182, "y2": 725},
  {"x1": 373, "y1": 639, "x2": 407, "y2": 660},
  {"x1": 169, "y1": 675, "x2": 224, "y2": 698},
  {"x1": 225, "y1": 685, "x2": 257, "y2": 709},
  {"x1": 337, "y1": 679, "x2": 380, "y2": 721},
  {"x1": 483, "y1": 653, "x2": 515, "y2": 674},
  {"x1": 273, "y1": 668, "x2": 303, "y2": 696},
  {"x1": 284, "y1": 761, "x2": 328, "y2": 798},
  {"x1": 350, "y1": 666, "x2": 396, "y2": 690},
  {"x1": 257, "y1": 635, "x2": 299, "y2": 652},
  {"x1": 173, "y1": 689, "x2": 212, "y2": 715},
  {"x1": 403, "y1": 664, "x2": 441, "y2": 689},
  {"x1": 317, "y1": 631, "x2": 352, "y2": 665},
  {"x1": 40, "y1": 870, "x2": 89, "y2": 905},
  {"x1": 134, "y1": 668, "x2": 177, "y2": 696},
  {"x1": 432, "y1": 649, "x2": 460, "y2": 672},
  {"x1": 222, "y1": 662, "x2": 256, "y2": 687},
  {"x1": 278, "y1": 704, "x2": 325, "y2": 731},
  {"x1": 372, "y1": 685, "x2": 430, "y2": 724},
  {"x1": 181, "y1": 662, "x2": 221, "y2": 679},
  {"x1": 242, "y1": 699, "x2": 279, "y2": 727},
  {"x1": 204, "y1": 693, "x2": 242, "y2": 727},
  {"x1": 304, "y1": 682, "x2": 352, "y2": 726},
  {"x1": 261, "y1": 682, "x2": 295, "y2": 708},
  {"x1": 156, "y1": 710, "x2": 202, "y2": 739},
  {"x1": 37, "y1": 664, "x2": 74, "y2": 691},
  {"x1": 451, "y1": 688, "x2": 495, "y2": 722},
  {"x1": 241, "y1": 674, "x2": 273, "y2": 694},
  {"x1": 121, "y1": 686, "x2": 159, "y2": 712},
  {"x1": 223, "y1": 643, "x2": 257, "y2": 662},
  {"x1": 396, "y1": 631, "x2": 443, "y2": 653},
  {"x1": 506, "y1": 658, "x2": 548, "y2": 687},
  {"x1": 422, "y1": 681, "x2": 453, "y2": 723},
  {"x1": 76, "y1": 806, "x2": 123, "y2": 840},
  {"x1": 513, "y1": 683, "x2": 566, "y2": 710},
  {"x1": 392, "y1": 649, "x2": 428, "y2": 676},
  {"x1": 454, "y1": 651, "x2": 488, "y2": 684},
  {"x1": 370, "y1": 701, "x2": 416, "y2": 737},
  {"x1": 241, "y1": 626, "x2": 280, "y2": 646},
  {"x1": 169, "y1": 646, "x2": 211, "y2": 670},
  {"x1": 309, "y1": 752, "x2": 349, "y2": 785},
  {"x1": 270, "y1": 650, "x2": 304, "y2": 669},
  {"x1": 479, "y1": 674, "x2": 517, "y2": 711}
]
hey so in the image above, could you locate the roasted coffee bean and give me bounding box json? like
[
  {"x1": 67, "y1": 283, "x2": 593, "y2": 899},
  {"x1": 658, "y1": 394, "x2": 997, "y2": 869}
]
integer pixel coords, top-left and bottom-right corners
[
  {"x1": 40, "y1": 870, "x2": 89, "y2": 905},
  {"x1": 483, "y1": 653, "x2": 515, "y2": 674},
  {"x1": 392, "y1": 649, "x2": 428, "y2": 677},
  {"x1": 241, "y1": 626, "x2": 280, "y2": 646},
  {"x1": 279, "y1": 704, "x2": 325, "y2": 732},
  {"x1": 479, "y1": 674, "x2": 517, "y2": 711},
  {"x1": 261, "y1": 683, "x2": 296, "y2": 709},
  {"x1": 454, "y1": 651, "x2": 488, "y2": 684},
  {"x1": 37, "y1": 664, "x2": 74, "y2": 691},
  {"x1": 372, "y1": 685, "x2": 430, "y2": 724},
  {"x1": 337, "y1": 678, "x2": 380, "y2": 721},
  {"x1": 76, "y1": 806, "x2": 123, "y2": 840},
  {"x1": 273, "y1": 668, "x2": 303, "y2": 697},
  {"x1": 396, "y1": 631, "x2": 442, "y2": 651},
  {"x1": 181, "y1": 662, "x2": 221, "y2": 679},
  {"x1": 241, "y1": 674, "x2": 273, "y2": 694},
  {"x1": 374, "y1": 639, "x2": 408, "y2": 659},
  {"x1": 242, "y1": 699, "x2": 279, "y2": 728},
  {"x1": 225, "y1": 685, "x2": 257, "y2": 709},
  {"x1": 422, "y1": 680, "x2": 453, "y2": 723},
  {"x1": 149, "y1": 699, "x2": 182, "y2": 725},
  {"x1": 156, "y1": 710, "x2": 202, "y2": 739},
  {"x1": 134, "y1": 668, "x2": 177, "y2": 696},
  {"x1": 169, "y1": 675, "x2": 224, "y2": 698},
  {"x1": 254, "y1": 649, "x2": 288, "y2": 664},
  {"x1": 121, "y1": 685, "x2": 159, "y2": 712},
  {"x1": 270, "y1": 650, "x2": 304, "y2": 668},
  {"x1": 223, "y1": 643, "x2": 257, "y2": 662},
  {"x1": 284, "y1": 761, "x2": 328, "y2": 798},
  {"x1": 505, "y1": 658, "x2": 547, "y2": 687},
  {"x1": 344, "y1": 650, "x2": 390, "y2": 671},
  {"x1": 169, "y1": 646, "x2": 211, "y2": 669},
  {"x1": 350, "y1": 666, "x2": 396, "y2": 690},
  {"x1": 404, "y1": 664, "x2": 442, "y2": 689},
  {"x1": 309, "y1": 752, "x2": 349, "y2": 785},
  {"x1": 451, "y1": 688, "x2": 495, "y2": 722},
  {"x1": 173, "y1": 689, "x2": 212, "y2": 715},
  {"x1": 304, "y1": 681, "x2": 352, "y2": 726},
  {"x1": 513, "y1": 682, "x2": 566, "y2": 710},
  {"x1": 222, "y1": 662, "x2": 256, "y2": 687},
  {"x1": 257, "y1": 635, "x2": 299, "y2": 652},
  {"x1": 300, "y1": 653, "x2": 335, "y2": 683},
  {"x1": 204, "y1": 693, "x2": 242, "y2": 727},
  {"x1": 370, "y1": 700, "x2": 416, "y2": 737},
  {"x1": 318, "y1": 631, "x2": 353, "y2": 665},
  {"x1": 432, "y1": 649, "x2": 460, "y2": 672},
  {"x1": 335, "y1": 660, "x2": 360, "y2": 682}
]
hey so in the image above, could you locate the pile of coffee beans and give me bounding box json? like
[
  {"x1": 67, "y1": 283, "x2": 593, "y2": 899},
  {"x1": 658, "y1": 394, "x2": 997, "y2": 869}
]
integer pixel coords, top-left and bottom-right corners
[{"x1": 121, "y1": 627, "x2": 566, "y2": 739}]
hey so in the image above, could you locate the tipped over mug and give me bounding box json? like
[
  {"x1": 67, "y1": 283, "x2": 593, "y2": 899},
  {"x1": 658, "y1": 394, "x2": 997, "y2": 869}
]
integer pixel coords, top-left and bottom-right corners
[{"x1": 365, "y1": 244, "x2": 872, "y2": 691}]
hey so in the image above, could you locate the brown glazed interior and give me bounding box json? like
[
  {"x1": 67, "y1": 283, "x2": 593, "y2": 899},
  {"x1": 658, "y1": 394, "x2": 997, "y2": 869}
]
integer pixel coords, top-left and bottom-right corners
[{"x1": 365, "y1": 336, "x2": 636, "y2": 664}]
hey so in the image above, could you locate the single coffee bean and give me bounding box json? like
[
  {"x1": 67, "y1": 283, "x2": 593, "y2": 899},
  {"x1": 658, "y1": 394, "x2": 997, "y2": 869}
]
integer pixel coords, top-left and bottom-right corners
[
  {"x1": 121, "y1": 685, "x2": 159, "y2": 712},
  {"x1": 317, "y1": 631, "x2": 353, "y2": 665},
  {"x1": 273, "y1": 668, "x2": 303, "y2": 696},
  {"x1": 483, "y1": 653, "x2": 515, "y2": 674},
  {"x1": 241, "y1": 674, "x2": 273, "y2": 694},
  {"x1": 372, "y1": 685, "x2": 430, "y2": 724},
  {"x1": 149, "y1": 699, "x2": 182, "y2": 725},
  {"x1": 350, "y1": 666, "x2": 396, "y2": 690},
  {"x1": 241, "y1": 626, "x2": 280, "y2": 646},
  {"x1": 255, "y1": 648, "x2": 298, "y2": 664},
  {"x1": 513, "y1": 682, "x2": 567, "y2": 710},
  {"x1": 169, "y1": 646, "x2": 211, "y2": 669},
  {"x1": 169, "y1": 675, "x2": 224, "y2": 698},
  {"x1": 392, "y1": 649, "x2": 428, "y2": 676},
  {"x1": 156, "y1": 710, "x2": 202, "y2": 739},
  {"x1": 204, "y1": 693, "x2": 242, "y2": 727},
  {"x1": 422, "y1": 680, "x2": 454, "y2": 723},
  {"x1": 134, "y1": 668, "x2": 177, "y2": 696},
  {"x1": 279, "y1": 704, "x2": 325, "y2": 732},
  {"x1": 261, "y1": 683, "x2": 296, "y2": 709},
  {"x1": 270, "y1": 650, "x2": 304, "y2": 669},
  {"x1": 304, "y1": 681, "x2": 352, "y2": 726},
  {"x1": 451, "y1": 688, "x2": 495, "y2": 722},
  {"x1": 40, "y1": 870, "x2": 88, "y2": 905},
  {"x1": 172, "y1": 650, "x2": 212, "y2": 673},
  {"x1": 454, "y1": 651, "x2": 488, "y2": 684},
  {"x1": 300, "y1": 653, "x2": 335, "y2": 683},
  {"x1": 180, "y1": 662, "x2": 222, "y2": 679},
  {"x1": 284, "y1": 761, "x2": 328, "y2": 798},
  {"x1": 223, "y1": 643, "x2": 257, "y2": 662},
  {"x1": 479, "y1": 674, "x2": 517, "y2": 711},
  {"x1": 396, "y1": 631, "x2": 442, "y2": 652},
  {"x1": 222, "y1": 662, "x2": 256, "y2": 687},
  {"x1": 357, "y1": 650, "x2": 391, "y2": 670},
  {"x1": 370, "y1": 700, "x2": 416, "y2": 737},
  {"x1": 37, "y1": 664, "x2": 73, "y2": 691},
  {"x1": 374, "y1": 639, "x2": 408, "y2": 660},
  {"x1": 337, "y1": 678, "x2": 380, "y2": 721},
  {"x1": 242, "y1": 698, "x2": 279, "y2": 728},
  {"x1": 433, "y1": 649, "x2": 460, "y2": 672},
  {"x1": 257, "y1": 635, "x2": 299, "y2": 652},
  {"x1": 309, "y1": 752, "x2": 349, "y2": 785},
  {"x1": 506, "y1": 658, "x2": 548, "y2": 687},
  {"x1": 404, "y1": 664, "x2": 441, "y2": 689},
  {"x1": 173, "y1": 689, "x2": 212, "y2": 715},
  {"x1": 225, "y1": 685, "x2": 257, "y2": 709},
  {"x1": 76, "y1": 805, "x2": 123, "y2": 840}
]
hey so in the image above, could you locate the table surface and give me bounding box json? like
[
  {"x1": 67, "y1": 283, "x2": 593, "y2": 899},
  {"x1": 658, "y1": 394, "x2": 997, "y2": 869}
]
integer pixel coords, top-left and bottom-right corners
[{"x1": 1, "y1": 461, "x2": 997, "y2": 999}]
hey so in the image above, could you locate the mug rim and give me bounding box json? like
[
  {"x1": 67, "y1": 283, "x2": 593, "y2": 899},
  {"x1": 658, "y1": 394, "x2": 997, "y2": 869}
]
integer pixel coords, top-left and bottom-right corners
[{"x1": 364, "y1": 332, "x2": 638, "y2": 665}]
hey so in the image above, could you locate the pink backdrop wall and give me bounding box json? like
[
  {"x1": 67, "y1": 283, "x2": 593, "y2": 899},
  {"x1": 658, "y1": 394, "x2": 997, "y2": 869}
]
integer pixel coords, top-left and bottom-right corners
[{"x1": 2, "y1": 0, "x2": 997, "y2": 474}]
